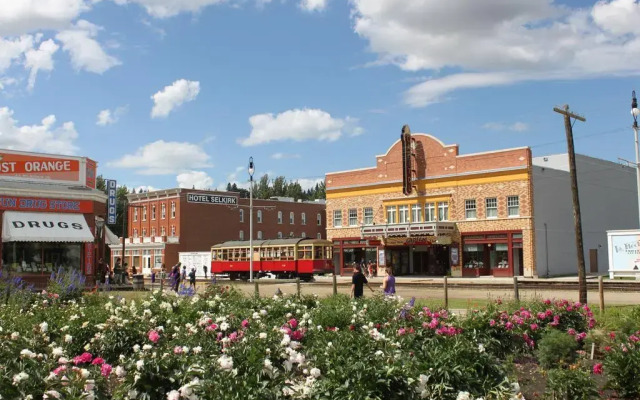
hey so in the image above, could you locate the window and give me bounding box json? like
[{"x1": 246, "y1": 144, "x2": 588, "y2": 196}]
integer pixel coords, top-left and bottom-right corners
[
  {"x1": 411, "y1": 204, "x2": 422, "y2": 223},
  {"x1": 257, "y1": 231, "x2": 263, "y2": 240},
  {"x1": 151, "y1": 227, "x2": 156, "y2": 236},
  {"x1": 317, "y1": 233, "x2": 322, "y2": 239},
  {"x1": 398, "y1": 205, "x2": 409, "y2": 223},
  {"x1": 151, "y1": 205, "x2": 156, "y2": 220},
  {"x1": 171, "y1": 201, "x2": 176, "y2": 219},
  {"x1": 317, "y1": 213, "x2": 322, "y2": 225},
  {"x1": 301, "y1": 232, "x2": 306, "y2": 237},
  {"x1": 133, "y1": 229, "x2": 138, "y2": 237},
  {"x1": 438, "y1": 202, "x2": 449, "y2": 221},
  {"x1": 142, "y1": 228, "x2": 147, "y2": 237},
  {"x1": 289, "y1": 232, "x2": 294, "y2": 238},
  {"x1": 386, "y1": 206, "x2": 397, "y2": 224},
  {"x1": 333, "y1": 210, "x2": 342, "y2": 227},
  {"x1": 465, "y1": 199, "x2": 477, "y2": 219},
  {"x1": 508, "y1": 196, "x2": 520, "y2": 216},
  {"x1": 239, "y1": 209, "x2": 244, "y2": 223},
  {"x1": 425, "y1": 202, "x2": 435, "y2": 222},
  {"x1": 143, "y1": 206, "x2": 147, "y2": 221},
  {"x1": 278, "y1": 211, "x2": 283, "y2": 224},
  {"x1": 486, "y1": 198, "x2": 498, "y2": 218},
  {"x1": 161, "y1": 226, "x2": 166, "y2": 236},
  {"x1": 161, "y1": 204, "x2": 166, "y2": 219},
  {"x1": 278, "y1": 232, "x2": 283, "y2": 239},
  {"x1": 257, "y1": 210, "x2": 263, "y2": 223},
  {"x1": 348, "y1": 208, "x2": 358, "y2": 226},
  {"x1": 290, "y1": 211, "x2": 294, "y2": 224},
  {"x1": 171, "y1": 225, "x2": 176, "y2": 236},
  {"x1": 301, "y1": 212, "x2": 306, "y2": 225},
  {"x1": 239, "y1": 230, "x2": 244, "y2": 240},
  {"x1": 133, "y1": 208, "x2": 138, "y2": 222},
  {"x1": 362, "y1": 207, "x2": 373, "y2": 225}
]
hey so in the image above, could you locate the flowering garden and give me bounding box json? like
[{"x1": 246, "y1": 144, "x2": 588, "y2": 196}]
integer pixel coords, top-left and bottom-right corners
[{"x1": 1, "y1": 270, "x2": 640, "y2": 399}]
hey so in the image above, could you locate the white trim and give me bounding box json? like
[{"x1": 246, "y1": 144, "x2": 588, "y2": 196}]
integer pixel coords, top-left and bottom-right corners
[
  {"x1": 130, "y1": 195, "x2": 179, "y2": 204},
  {"x1": 0, "y1": 187, "x2": 107, "y2": 202},
  {"x1": 326, "y1": 166, "x2": 376, "y2": 176},
  {"x1": 457, "y1": 146, "x2": 529, "y2": 158}
]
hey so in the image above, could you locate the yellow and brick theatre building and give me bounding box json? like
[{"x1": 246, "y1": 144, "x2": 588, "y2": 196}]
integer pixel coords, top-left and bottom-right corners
[{"x1": 326, "y1": 125, "x2": 534, "y2": 278}]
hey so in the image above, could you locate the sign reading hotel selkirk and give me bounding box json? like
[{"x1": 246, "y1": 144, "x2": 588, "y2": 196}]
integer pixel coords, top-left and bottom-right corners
[{"x1": 186, "y1": 193, "x2": 238, "y2": 205}]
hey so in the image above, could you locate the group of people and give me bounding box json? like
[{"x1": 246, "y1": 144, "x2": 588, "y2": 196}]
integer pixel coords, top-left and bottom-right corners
[
  {"x1": 350, "y1": 264, "x2": 395, "y2": 299},
  {"x1": 97, "y1": 258, "x2": 135, "y2": 285},
  {"x1": 168, "y1": 263, "x2": 207, "y2": 292}
]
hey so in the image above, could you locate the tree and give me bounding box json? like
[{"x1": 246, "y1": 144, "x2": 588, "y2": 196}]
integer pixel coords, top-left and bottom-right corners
[
  {"x1": 273, "y1": 176, "x2": 287, "y2": 197},
  {"x1": 257, "y1": 174, "x2": 272, "y2": 200}
]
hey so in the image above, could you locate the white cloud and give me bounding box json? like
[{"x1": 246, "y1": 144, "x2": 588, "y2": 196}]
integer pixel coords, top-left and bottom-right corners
[
  {"x1": 350, "y1": 0, "x2": 640, "y2": 106},
  {"x1": 271, "y1": 152, "x2": 301, "y2": 159},
  {"x1": 0, "y1": 35, "x2": 34, "y2": 73},
  {"x1": 0, "y1": 107, "x2": 78, "y2": 154},
  {"x1": 24, "y1": 39, "x2": 59, "y2": 90},
  {"x1": 239, "y1": 108, "x2": 363, "y2": 146},
  {"x1": 132, "y1": 185, "x2": 158, "y2": 193},
  {"x1": 300, "y1": 0, "x2": 327, "y2": 12},
  {"x1": 109, "y1": 139, "x2": 212, "y2": 174},
  {"x1": 114, "y1": 0, "x2": 225, "y2": 18},
  {"x1": 96, "y1": 106, "x2": 127, "y2": 126},
  {"x1": 482, "y1": 121, "x2": 529, "y2": 132},
  {"x1": 295, "y1": 178, "x2": 324, "y2": 191},
  {"x1": 177, "y1": 170, "x2": 213, "y2": 189},
  {"x1": 150, "y1": 79, "x2": 200, "y2": 118},
  {"x1": 0, "y1": 0, "x2": 89, "y2": 36},
  {"x1": 0, "y1": 77, "x2": 18, "y2": 91},
  {"x1": 55, "y1": 20, "x2": 120, "y2": 73}
]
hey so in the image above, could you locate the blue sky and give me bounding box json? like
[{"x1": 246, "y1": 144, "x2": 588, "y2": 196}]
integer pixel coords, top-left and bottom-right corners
[{"x1": 1, "y1": 0, "x2": 640, "y2": 191}]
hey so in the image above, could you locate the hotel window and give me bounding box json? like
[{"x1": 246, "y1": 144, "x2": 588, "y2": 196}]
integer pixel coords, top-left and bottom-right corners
[
  {"x1": 239, "y1": 209, "x2": 244, "y2": 223},
  {"x1": 333, "y1": 210, "x2": 342, "y2": 227},
  {"x1": 278, "y1": 211, "x2": 283, "y2": 224},
  {"x1": 317, "y1": 233, "x2": 322, "y2": 239},
  {"x1": 133, "y1": 229, "x2": 138, "y2": 237},
  {"x1": 239, "y1": 230, "x2": 244, "y2": 240},
  {"x1": 438, "y1": 202, "x2": 449, "y2": 221},
  {"x1": 290, "y1": 212, "x2": 295, "y2": 224},
  {"x1": 289, "y1": 232, "x2": 294, "y2": 238},
  {"x1": 142, "y1": 228, "x2": 147, "y2": 237},
  {"x1": 161, "y1": 226, "x2": 166, "y2": 236},
  {"x1": 348, "y1": 208, "x2": 358, "y2": 226},
  {"x1": 278, "y1": 232, "x2": 283, "y2": 239},
  {"x1": 425, "y1": 202, "x2": 435, "y2": 222},
  {"x1": 257, "y1": 231, "x2": 263, "y2": 240},
  {"x1": 301, "y1": 212, "x2": 306, "y2": 225},
  {"x1": 411, "y1": 204, "x2": 422, "y2": 223},
  {"x1": 171, "y1": 225, "x2": 176, "y2": 236},
  {"x1": 301, "y1": 231, "x2": 306, "y2": 238},
  {"x1": 398, "y1": 205, "x2": 409, "y2": 223},
  {"x1": 363, "y1": 207, "x2": 374, "y2": 225},
  {"x1": 486, "y1": 198, "x2": 498, "y2": 218},
  {"x1": 151, "y1": 227, "x2": 156, "y2": 236},
  {"x1": 171, "y1": 202, "x2": 176, "y2": 219},
  {"x1": 143, "y1": 206, "x2": 147, "y2": 221},
  {"x1": 161, "y1": 203, "x2": 166, "y2": 219},
  {"x1": 133, "y1": 208, "x2": 138, "y2": 222},
  {"x1": 465, "y1": 199, "x2": 477, "y2": 219},
  {"x1": 257, "y1": 210, "x2": 263, "y2": 223},
  {"x1": 508, "y1": 196, "x2": 520, "y2": 216},
  {"x1": 151, "y1": 205, "x2": 156, "y2": 220},
  {"x1": 386, "y1": 206, "x2": 397, "y2": 224},
  {"x1": 317, "y1": 213, "x2": 322, "y2": 225}
]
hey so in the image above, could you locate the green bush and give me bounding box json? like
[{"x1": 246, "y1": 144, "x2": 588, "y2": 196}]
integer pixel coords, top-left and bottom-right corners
[
  {"x1": 545, "y1": 367, "x2": 599, "y2": 400},
  {"x1": 603, "y1": 333, "x2": 640, "y2": 399},
  {"x1": 537, "y1": 329, "x2": 579, "y2": 369}
]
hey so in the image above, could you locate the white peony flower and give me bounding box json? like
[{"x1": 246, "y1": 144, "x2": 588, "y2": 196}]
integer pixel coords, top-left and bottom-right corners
[
  {"x1": 52, "y1": 347, "x2": 64, "y2": 357},
  {"x1": 20, "y1": 349, "x2": 36, "y2": 358},
  {"x1": 220, "y1": 322, "x2": 229, "y2": 331},
  {"x1": 10, "y1": 332, "x2": 19, "y2": 340},
  {"x1": 259, "y1": 332, "x2": 267, "y2": 339},
  {"x1": 193, "y1": 346, "x2": 202, "y2": 354},
  {"x1": 115, "y1": 366, "x2": 126, "y2": 378},
  {"x1": 456, "y1": 392, "x2": 471, "y2": 400},
  {"x1": 43, "y1": 390, "x2": 61, "y2": 399},
  {"x1": 12, "y1": 372, "x2": 28, "y2": 385},
  {"x1": 79, "y1": 368, "x2": 90, "y2": 378},
  {"x1": 133, "y1": 344, "x2": 140, "y2": 352},
  {"x1": 136, "y1": 360, "x2": 145, "y2": 371},
  {"x1": 128, "y1": 389, "x2": 138, "y2": 399},
  {"x1": 217, "y1": 355, "x2": 234, "y2": 370},
  {"x1": 478, "y1": 344, "x2": 485, "y2": 353},
  {"x1": 310, "y1": 368, "x2": 321, "y2": 378},
  {"x1": 64, "y1": 334, "x2": 73, "y2": 343},
  {"x1": 40, "y1": 322, "x2": 48, "y2": 332},
  {"x1": 143, "y1": 344, "x2": 152, "y2": 351}
]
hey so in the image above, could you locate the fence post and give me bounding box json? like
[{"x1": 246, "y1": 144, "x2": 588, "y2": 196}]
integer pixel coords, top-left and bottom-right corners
[
  {"x1": 513, "y1": 276, "x2": 520, "y2": 303},
  {"x1": 444, "y1": 276, "x2": 448, "y2": 309},
  {"x1": 599, "y1": 276, "x2": 605, "y2": 314},
  {"x1": 296, "y1": 277, "x2": 301, "y2": 298},
  {"x1": 332, "y1": 273, "x2": 338, "y2": 296},
  {"x1": 254, "y1": 280, "x2": 259, "y2": 298}
]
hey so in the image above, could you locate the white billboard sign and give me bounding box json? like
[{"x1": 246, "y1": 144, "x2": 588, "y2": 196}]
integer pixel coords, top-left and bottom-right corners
[{"x1": 608, "y1": 230, "x2": 640, "y2": 278}]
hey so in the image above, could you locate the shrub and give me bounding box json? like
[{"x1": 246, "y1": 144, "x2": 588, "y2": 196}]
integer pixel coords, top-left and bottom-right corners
[
  {"x1": 545, "y1": 366, "x2": 599, "y2": 399},
  {"x1": 47, "y1": 267, "x2": 86, "y2": 302},
  {"x1": 603, "y1": 331, "x2": 640, "y2": 399},
  {"x1": 537, "y1": 329, "x2": 580, "y2": 369}
]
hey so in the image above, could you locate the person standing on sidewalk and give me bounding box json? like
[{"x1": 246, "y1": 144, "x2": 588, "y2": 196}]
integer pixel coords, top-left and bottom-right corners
[
  {"x1": 381, "y1": 266, "x2": 396, "y2": 296},
  {"x1": 351, "y1": 265, "x2": 374, "y2": 298}
]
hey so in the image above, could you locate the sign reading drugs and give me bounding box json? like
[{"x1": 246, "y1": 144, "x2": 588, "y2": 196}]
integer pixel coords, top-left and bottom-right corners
[
  {"x1": 106, "y1": 180, "x2": 117, "y2": 224},
  {"x1": 186, "y1": 193, "x2": 238, "y2": 205}
]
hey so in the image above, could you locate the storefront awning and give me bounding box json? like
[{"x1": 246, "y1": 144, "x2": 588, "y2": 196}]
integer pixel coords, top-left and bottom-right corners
[
  {"x1": 105, "y1": 225, "x2": 120, "y2": 245},
  {"x1": 2, "y1": 211, "x2": 94, "y2": 243}
]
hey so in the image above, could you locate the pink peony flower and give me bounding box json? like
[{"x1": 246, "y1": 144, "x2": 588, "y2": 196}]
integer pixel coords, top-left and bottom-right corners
[
  {"x1": 148, "y1": 330, "x2": 160, "y2": 343},
  {"x1": 173, "y1": 346, "x2": 183, "y2": 354},
  {"x1": 101, "y1": 363, "x2": 112, "y2": 377},
  {"x1": 206, "y1": 324, "x2": 218, "y2": 332},
  {"x1": 489, "y1": 319, "x2": 496, "y2": 327},
  {"x1": 543, "y1": 299, "x2": 551, "y2": 305},
  {"x1": 241, "y1": 319, "x2": 249, "y2": 328},
  {"x1": 288, "y1": 319, "x2": 298, "y2": 329},
  {"x1": 567, "y1": 328, "x2": 576, "y2": 336},
  {"x1": 575, "y1": 332, "x2": 587, "y2": 341},
  {"x1": 530, "y1": 323, "x2": 539, "y2": 331},
  {"x1": 91, "y1": 357, "x2": 105, "y2": 365},
  {"x1": 593, "y1": 363, "x2": 603, "y2": 375},
  {"x1": 397, "y1": 328, "x2": 406, "y2": 336},
  {"x1": 505, "y1": 322, "x2": 514, "y2": 330},
  {"x1": 229, "y1": 331, "x2": 238, "y2": 341},
  {"x1": 53, "y1": 365, "x2": 67, "y2": 375},
  {"x1": 291, "y1": 330, "x2": 304, "y2": 341},
  {"x1": 73, "y1": 352, "x2": 93, "y2": 365},
  {"x1": 610, "y1": 332, "x2": 616, "y2": 339}
]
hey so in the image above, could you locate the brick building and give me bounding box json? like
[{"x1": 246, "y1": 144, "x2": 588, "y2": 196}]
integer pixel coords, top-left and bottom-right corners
[
  {"x1": 326, "y1": 126, "x2": 638, "y2": 278},
  {"x1": 109, "y1": 188, "x2": 326, "y2": 274}
]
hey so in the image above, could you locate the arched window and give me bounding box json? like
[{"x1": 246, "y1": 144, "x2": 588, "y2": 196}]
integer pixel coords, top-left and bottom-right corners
[
  {"x1": 257, "y1": 231, "x2": 263, "y2": 240},
  {"x1": 239, "y1": 209, "x2": 244, "y2": 222},
  {"x1": 290, "y1": 212, "x2": 294, "y2": 224},
  {"x1": 257, "y1": 210, "x2": 263, "y2": 223},
  {"x1": 277, "y1": 211, "x2": 283, "y2": 224}
]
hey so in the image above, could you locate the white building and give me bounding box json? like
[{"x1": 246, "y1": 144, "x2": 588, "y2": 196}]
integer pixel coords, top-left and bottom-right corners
[{"x1": 532, "y1": 154, "x2": 638, "y2": 276}]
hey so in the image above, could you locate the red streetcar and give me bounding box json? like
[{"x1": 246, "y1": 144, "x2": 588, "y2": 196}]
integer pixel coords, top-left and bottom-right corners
[{"x1": 211, "y1": 238, "x2": 333, "y2": 281}]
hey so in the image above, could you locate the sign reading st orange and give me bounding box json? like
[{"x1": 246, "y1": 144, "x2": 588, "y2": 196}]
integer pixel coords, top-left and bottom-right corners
[{"x1": 0, "y1": 152, "x2": 80, "y2": 181}]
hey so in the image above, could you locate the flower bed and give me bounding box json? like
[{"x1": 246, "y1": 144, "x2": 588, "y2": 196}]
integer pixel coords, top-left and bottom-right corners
[{"x1": 0, "y1": 274, "x2": 638, "y2": 399}]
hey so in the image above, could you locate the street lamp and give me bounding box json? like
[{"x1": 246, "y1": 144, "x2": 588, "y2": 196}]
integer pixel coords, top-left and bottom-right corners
[
  {"x1": 630, "y1": 91, "x2": 640, "y2": 227},
  {"x1": 248, "y1": 157, "x2": 255, "y2": 282}
]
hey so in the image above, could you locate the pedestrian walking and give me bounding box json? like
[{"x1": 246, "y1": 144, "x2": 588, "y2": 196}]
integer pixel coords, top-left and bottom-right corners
[
  {"x1": 189, "y1": 268, "x2": 196, "y2": 289},
  {"x1": 182, "y1": 265, "x2": 187, "y2": 281},
  {"x1": 351, "y1": 265, "x2": 374, "y2": 299},
  {"x1": 202, "y1": 265, "x2": 208, "y2": 279}
]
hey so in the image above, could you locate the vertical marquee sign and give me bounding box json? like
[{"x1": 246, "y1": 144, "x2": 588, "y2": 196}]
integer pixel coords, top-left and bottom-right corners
[
  {"x1": 400, "y1": 124, "x2": 415, "y2": 196},
  {"x1": 106, "y1": 180, "x2": 117, "y2": 224}
]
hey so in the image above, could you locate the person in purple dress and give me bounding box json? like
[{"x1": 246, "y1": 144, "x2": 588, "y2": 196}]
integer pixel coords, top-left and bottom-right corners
[{"x1": 382, "y1": 266, "x2": 396, "y2": 296}]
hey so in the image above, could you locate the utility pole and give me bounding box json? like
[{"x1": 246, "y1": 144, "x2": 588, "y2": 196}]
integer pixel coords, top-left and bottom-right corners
[{"x1": 553, "y1": 105, "x2": 587, "y2": 304}]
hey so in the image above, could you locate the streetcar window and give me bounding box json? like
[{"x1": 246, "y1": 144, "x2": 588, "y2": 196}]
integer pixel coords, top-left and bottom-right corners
[
  {"x1": 314, "y1": 246, "x2": 323, "y2": 260},
  {"x1": 325, "y1": 246, "x2": 332, "y2": 259}
]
